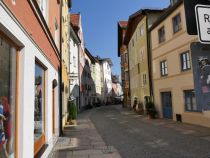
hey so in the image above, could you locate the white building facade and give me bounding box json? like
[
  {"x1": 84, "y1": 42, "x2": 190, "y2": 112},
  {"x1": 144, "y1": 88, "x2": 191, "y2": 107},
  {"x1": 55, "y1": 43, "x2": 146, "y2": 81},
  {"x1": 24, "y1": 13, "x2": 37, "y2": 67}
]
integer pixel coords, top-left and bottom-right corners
[
  {"x1": 100, "y1": 59, "x2": 113, "y2": 104},
  {"x1": 69, "y1": 24, "x2": 80, "y2": 111},
  {"x1": 94, "y1": 61, "x2": 102, "y2": 103}
]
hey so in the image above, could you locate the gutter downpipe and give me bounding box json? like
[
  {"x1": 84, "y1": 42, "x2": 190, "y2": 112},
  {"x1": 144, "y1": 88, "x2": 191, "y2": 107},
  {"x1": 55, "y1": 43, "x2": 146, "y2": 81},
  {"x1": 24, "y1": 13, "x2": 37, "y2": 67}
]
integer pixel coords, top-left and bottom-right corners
[
  {"x1": 146, "y1": 16, "x2": 153, "y2": 102},
  {"x1": 59, "y1": 0, "x2": 63, "y2": 136}
]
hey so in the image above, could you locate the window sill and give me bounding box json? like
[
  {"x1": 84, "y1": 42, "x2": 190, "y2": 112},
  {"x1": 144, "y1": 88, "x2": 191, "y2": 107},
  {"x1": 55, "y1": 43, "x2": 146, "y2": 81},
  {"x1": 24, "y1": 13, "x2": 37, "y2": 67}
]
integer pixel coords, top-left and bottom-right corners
[
  {"x1": 161, "y1": 74, "x2": 168, "y2": 78},
  {"x1": 173, "y1": 28, "x2": 182, "y2": 35},
  {"x1": 158, "y1": 40, "x2": 166, "y2": 45},
  {"x1": 180, "y1": 69, "x2": 192, "y2": 74},
  {"x1": 184, "y1": 111, "x2": 202, "y2": 114}
]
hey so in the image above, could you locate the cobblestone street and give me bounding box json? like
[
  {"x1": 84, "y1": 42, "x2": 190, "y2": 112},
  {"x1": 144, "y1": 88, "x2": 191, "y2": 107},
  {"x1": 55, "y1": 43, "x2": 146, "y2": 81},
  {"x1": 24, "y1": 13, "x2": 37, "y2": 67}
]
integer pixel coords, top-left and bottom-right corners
[
  {"x1": 90, "y1": 105, "x2": 210, "y2": 158},
  {"x1": 49, "y1": 105, "x2": 210, "y2": 158}
]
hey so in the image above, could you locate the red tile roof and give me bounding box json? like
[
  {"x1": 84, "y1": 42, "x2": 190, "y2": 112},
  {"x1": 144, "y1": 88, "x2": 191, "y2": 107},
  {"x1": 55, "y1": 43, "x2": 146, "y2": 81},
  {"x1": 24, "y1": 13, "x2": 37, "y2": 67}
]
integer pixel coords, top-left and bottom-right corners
[
  {"x1": 70, "y1": 13, "x2": 80, "y2": 27},
  {"x1": 119, "y1": 21, "x2": 128, "y2": 28}
]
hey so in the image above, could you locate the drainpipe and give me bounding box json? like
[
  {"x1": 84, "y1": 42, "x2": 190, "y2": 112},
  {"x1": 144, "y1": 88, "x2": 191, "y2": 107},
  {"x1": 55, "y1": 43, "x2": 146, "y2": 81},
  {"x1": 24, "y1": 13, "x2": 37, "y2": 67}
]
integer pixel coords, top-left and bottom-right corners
[
  {"x1": 78, "y1": 43, "x2": 81, "y2": 112},
  {"x1": 127, "y1": 46, "x2": 131, "y2": 107},
  {"x1": 146, "y1": 16, "x2": 153, "y2": 102},
  {"x1": 59, "y1": 0, "x2": 63, "y2": 136}
]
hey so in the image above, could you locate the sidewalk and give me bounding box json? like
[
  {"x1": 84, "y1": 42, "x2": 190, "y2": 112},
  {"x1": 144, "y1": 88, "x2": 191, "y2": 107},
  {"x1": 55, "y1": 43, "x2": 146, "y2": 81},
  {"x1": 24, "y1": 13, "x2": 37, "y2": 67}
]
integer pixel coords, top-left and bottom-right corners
[{"x1": 48, "y1": 109, "x2": 122, "y2": 158}]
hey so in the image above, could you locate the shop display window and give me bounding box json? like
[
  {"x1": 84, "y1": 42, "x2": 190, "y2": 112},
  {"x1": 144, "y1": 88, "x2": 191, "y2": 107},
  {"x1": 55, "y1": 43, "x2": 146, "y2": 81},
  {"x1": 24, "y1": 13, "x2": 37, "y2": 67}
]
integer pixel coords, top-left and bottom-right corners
[
  {"x1": 34, "y1": 63, "x2": 45, "y2": 142},
  {"x1": 0, "y1": 36, "x2": 17, "y2": 158}
]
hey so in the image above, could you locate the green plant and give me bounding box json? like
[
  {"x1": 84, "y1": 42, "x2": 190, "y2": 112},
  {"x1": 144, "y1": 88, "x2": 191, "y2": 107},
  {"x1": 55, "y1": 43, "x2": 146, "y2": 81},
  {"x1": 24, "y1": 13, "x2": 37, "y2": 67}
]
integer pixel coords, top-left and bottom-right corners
[
  {"x1": 145, "y1": 101, "x2": 157, "y2": 118},
  {"x1": 68, "y1": 102, "x2": 77, "y2": 120}
]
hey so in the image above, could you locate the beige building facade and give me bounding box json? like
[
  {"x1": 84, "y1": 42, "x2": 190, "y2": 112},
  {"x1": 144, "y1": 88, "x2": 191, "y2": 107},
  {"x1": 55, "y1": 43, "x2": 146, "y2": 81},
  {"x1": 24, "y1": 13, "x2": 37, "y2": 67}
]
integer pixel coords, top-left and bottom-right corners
[{"x1": 150, "y1": 1, "x2": 210, "y2": 127}]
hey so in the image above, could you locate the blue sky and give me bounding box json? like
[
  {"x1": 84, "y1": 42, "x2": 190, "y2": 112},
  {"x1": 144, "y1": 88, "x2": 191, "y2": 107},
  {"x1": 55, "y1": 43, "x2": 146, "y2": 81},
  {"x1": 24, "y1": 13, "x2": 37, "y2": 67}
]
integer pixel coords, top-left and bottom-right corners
[{"x1": 71, "y1": 0, "x2": 170, "y2": 75}]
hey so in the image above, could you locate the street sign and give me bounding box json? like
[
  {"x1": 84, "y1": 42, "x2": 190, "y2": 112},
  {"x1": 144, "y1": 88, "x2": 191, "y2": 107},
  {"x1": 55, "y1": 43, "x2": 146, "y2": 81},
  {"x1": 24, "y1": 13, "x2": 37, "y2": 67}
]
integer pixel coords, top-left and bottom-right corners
[
  {"x1": 184, "y1": 0, "x2": 210, "y2": 35},
  {"x1": 195, "y1": 5, "x2": 210, "y2": 44}
]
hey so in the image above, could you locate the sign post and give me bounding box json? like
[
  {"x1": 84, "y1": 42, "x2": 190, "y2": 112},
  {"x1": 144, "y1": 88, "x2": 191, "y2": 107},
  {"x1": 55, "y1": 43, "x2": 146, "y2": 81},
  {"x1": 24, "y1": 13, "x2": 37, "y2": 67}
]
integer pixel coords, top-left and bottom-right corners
[{"x1": 195, "y1": 5, "x2": 210, "y2": 44}]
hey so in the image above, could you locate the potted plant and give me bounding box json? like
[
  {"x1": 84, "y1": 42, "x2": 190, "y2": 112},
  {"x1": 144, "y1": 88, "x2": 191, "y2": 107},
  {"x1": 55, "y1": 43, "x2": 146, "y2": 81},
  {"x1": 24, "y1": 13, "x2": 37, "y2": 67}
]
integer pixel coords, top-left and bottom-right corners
[
  {"x1": 67, "y1": 102, "x2": 77, "y2": 125},
  {"x1": 145, "y1": 101, "x2": 157, "y2": 119}
]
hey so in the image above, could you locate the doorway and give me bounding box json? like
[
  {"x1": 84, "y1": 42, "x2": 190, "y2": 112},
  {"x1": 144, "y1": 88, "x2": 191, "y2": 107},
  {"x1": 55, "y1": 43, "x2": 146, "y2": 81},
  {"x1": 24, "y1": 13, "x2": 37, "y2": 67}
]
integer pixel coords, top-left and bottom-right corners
[{"x1": 161, "y1": 92, "x2": 173, "y2": 119}]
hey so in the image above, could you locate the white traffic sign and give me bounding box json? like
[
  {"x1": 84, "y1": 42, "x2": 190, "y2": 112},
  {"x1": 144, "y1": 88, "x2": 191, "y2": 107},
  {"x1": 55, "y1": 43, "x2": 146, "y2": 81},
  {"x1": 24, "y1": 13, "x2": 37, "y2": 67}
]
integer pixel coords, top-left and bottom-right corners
[{"x1": 195, "y1": 5, "x2": 210, "y2": 44}]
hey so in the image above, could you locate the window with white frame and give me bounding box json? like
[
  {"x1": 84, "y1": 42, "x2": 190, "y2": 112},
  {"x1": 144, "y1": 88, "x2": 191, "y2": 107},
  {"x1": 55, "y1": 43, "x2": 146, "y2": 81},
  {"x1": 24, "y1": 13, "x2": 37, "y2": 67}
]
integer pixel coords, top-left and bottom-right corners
[
  {"x1": 160, "y1": 60, "x2": 168, "y2": 76},
  {"x1": 180, "y1": 51, "x2": 191, "y2": 71}
]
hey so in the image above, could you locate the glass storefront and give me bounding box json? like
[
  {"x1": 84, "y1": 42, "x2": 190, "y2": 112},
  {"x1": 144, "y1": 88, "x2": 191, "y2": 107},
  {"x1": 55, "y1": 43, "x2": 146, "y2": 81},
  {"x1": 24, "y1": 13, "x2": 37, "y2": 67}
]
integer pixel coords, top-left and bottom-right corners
[
  {"x1": 34, "y1": 62, "x2": 45, "y2": 153},
  {"x1": 0, "y1": 36, "x2": 17, "y2": 158}
]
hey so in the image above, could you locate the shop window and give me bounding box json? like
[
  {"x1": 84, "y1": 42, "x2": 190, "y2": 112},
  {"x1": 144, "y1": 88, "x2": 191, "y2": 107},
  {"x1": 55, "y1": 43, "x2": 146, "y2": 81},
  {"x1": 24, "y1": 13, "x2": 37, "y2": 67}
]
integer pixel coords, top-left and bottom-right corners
[
  {"x1": 0, "y1": 36, "x2": 17, "y2": 158},
  {"x1": 34, "y1": 61, "x2": 45, "y2": 154}
]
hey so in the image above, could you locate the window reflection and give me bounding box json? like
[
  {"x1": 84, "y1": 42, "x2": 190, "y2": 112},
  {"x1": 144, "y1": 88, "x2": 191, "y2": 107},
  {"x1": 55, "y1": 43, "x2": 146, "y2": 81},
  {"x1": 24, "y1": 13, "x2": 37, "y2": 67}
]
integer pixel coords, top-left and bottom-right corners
[
  {"x1": 34, "y1": 63, "x2": 45, "y2": 141},
  {"x1": 0, "y1": 37, "x2": 16, "y2": 158}
]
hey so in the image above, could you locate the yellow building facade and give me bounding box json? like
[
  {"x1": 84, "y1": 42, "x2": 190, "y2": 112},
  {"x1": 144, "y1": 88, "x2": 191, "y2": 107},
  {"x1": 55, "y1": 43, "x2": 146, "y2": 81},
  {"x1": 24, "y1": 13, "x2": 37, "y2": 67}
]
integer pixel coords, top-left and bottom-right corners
[
  {"x1": 125, "y1": 10, "x2": 162, "y2": 110},
  {"x1": 128, "y1": 16, "x2": 149, "y2": 109},
  {"x1": 150, "y1": 1, "x2": 210, "y2": 127},
  {"x1": 61, "y1": 0, "x2": 71, "y2": 127}
]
